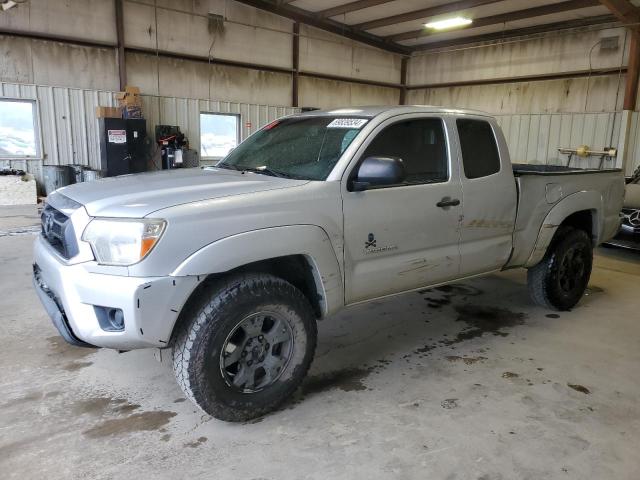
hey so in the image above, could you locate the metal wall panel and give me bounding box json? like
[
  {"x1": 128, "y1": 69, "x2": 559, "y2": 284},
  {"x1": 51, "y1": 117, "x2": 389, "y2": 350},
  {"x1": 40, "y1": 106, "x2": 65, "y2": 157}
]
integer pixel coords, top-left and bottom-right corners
[
  {"x1": 495, "y1": 112, "x2": 623, "y2": 170},
  {"x1": 0, "y1": 81, "x2": 299, "y2": 186}
]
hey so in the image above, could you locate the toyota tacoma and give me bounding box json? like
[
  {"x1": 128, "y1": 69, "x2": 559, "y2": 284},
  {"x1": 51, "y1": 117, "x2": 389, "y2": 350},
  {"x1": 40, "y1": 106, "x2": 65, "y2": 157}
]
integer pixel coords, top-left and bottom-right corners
[{"x1": 33, "y1": 106, "x2": 625, "y2": 421}]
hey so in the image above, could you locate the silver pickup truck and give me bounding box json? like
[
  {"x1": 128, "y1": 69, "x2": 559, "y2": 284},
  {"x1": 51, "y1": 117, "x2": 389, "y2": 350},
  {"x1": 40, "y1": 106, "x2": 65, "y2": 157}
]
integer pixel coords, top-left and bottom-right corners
[{"x1": 33, "y1": 106, "x2": 624, "y2": 421}]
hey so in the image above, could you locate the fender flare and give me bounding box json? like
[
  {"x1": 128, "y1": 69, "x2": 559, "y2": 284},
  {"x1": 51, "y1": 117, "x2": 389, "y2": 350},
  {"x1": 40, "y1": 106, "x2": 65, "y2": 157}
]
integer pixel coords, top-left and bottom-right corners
[
  {"x1": 524, "y1": 190, "x2": 602, "y2": 268},
  {"x1": 171, "y1": 225, "x2": 344, "y2": 317}
]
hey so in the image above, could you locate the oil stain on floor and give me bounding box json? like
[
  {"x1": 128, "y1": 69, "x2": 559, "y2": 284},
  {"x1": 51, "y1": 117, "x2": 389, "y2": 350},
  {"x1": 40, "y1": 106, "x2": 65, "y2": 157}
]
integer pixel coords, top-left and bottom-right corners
[
  {"x1": 446, "y1": 355, "x2": 488, "y2": 365},
  {"x1": 410, "y1": 282, "x2": 527, "y2": 360},
  {"x1": 568, "y1": 383, "x2": 591, "y2": 394},
  {"x1": 291, "y1": 283, "x2": 526, "y2": 409},
  {"x1": 83, "y1": 411, "x2": 177, "y2": 438},
  {"x1": 184, "y1": 436, "x2": 208, "y2": 448},
  {"x1": 421, "y1": 284, "x2": 484, "y2": 310},
  {"x1": 301, "y1": 367, "x2": 374, "y2": 396},
  {"x1": 68, "y1": 395, "x2": 175, "y2": 439},
  {"x1": 452, "y1": 305, "x2": 527, "y2": 343},
  {"x1": 46, "y1": 336, "x2": 97, "y2": 362}
]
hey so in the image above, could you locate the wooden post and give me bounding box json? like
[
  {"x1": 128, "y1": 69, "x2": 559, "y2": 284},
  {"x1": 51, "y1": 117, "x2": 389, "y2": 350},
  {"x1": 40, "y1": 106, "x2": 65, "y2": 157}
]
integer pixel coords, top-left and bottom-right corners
[
  {"x1": 115, "y1": 0, "x2": 127, "y2": 91},
  {"x1": 399, "y1": 57, "x2": 408, "y2": 105},
  {"x1": 292, "y1": 22, "x2": 300, "y2": 108},
  {"x1": 624, "y1": 32, "x2": 640, "y2": 110}
]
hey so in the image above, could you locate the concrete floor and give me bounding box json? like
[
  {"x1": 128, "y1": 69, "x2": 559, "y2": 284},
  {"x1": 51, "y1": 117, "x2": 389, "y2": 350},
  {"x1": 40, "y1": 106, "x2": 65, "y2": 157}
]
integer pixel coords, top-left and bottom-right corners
[{"x1": 1, "y1": 205, "x2": 640, "y2": 480}]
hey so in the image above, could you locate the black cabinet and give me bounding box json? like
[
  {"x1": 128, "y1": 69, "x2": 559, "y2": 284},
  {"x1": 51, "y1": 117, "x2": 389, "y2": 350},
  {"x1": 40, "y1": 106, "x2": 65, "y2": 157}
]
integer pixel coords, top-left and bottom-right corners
[{"x1": 98, "y1": 118, "x2": 147, "y2": 176}]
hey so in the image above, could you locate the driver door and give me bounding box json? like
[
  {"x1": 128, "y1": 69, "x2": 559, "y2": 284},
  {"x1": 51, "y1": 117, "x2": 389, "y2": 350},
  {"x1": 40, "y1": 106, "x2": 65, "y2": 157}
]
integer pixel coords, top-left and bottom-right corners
[{"x1": 342, "y1": 115, "x2": 463, "y2": 304}]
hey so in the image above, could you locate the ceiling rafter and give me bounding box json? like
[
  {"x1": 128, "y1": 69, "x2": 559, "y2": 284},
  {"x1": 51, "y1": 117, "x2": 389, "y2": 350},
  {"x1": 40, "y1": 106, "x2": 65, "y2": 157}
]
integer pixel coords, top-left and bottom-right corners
[
  {"x1": 233, "y1": 0, "x2": 409, "y2": 54},
  {"x1": 235, "y1": 0, "x2": 619, "y2": 54},
  {"x1": 317, "y1": 0, "x2": 395, "y2": 19},
  {"x1": 598, "y1": 0, "x2": 640, "y2": 33},
  {"x1": 388, "y1": 0, "x2": 601, "y2": 42},
  {"x1": 352, "y1": 0, "x2": 504, "y2": 31},
  {"x1": 411, "y1": 14, "x2": 617, "y2": 51}
]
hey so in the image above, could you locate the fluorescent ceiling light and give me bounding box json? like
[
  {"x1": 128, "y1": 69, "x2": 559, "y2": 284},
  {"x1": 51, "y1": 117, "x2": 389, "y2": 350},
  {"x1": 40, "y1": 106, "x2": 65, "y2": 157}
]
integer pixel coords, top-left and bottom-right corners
[{"x1": 425, "y1": 17, "x2": 472, "y2": 30}]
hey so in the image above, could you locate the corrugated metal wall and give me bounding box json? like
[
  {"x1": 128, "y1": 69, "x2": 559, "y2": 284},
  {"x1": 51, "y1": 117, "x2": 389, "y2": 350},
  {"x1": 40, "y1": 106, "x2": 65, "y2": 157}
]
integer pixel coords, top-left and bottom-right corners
[
  {"x1": 495, "y1": 112, "x2": 624, "y2": 170},
  {"x1": 3, "y1": 79, "x2": 639, "y2": 184},
  {"x1": 140, "y1": 95, "x2": 297, "y2": 164},
  {"x1": 0, "y1": 81, "x2": 299, "y2": 185}
]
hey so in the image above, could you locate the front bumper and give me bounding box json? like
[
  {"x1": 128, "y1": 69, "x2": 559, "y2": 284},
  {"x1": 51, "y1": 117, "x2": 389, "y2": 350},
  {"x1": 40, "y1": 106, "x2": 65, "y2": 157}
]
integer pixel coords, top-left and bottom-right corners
[{"x1": 33, "y1": 235, "x2": 201, "y2": 349}]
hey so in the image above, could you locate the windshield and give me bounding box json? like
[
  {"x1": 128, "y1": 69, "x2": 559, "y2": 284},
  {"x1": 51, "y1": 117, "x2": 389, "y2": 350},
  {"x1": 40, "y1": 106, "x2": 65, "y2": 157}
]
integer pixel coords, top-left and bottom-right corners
[{"x1": 217, "y1": 116, "x2": 368, "y2": 180}]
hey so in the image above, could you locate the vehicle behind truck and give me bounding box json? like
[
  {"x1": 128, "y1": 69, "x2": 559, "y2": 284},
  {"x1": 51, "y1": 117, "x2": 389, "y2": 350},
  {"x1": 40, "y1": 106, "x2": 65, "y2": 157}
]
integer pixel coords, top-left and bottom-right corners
[{"x1": 33, "y1": 106, "x2": 625, "y2": 421}]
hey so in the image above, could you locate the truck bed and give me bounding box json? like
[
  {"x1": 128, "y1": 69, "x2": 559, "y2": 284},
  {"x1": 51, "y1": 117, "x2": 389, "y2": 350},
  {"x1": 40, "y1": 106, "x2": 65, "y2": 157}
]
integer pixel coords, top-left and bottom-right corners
[
  {"x1": 506, "y1": 165, "x2": 625, "y2": 268},
  {"x1": 512, "y1": 163, "x2": 622, "y2": 175}
]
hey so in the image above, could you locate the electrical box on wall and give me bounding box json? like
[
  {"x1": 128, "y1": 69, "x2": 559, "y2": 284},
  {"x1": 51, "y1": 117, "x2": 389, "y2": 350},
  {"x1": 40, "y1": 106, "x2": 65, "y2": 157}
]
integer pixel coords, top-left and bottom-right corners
[{"x1": 600, "y1": 36, "x2": 619, "y2": 51}]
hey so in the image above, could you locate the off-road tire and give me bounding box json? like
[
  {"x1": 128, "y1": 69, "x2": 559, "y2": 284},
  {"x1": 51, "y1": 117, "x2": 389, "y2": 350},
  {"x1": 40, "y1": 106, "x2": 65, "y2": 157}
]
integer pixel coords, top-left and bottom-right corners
[
  {"x1": 172, "y1": 273, "x2": 317, "y2": 422},
  {"x1": 527, "y1": 226, "x2": 593, "y2": 311}
]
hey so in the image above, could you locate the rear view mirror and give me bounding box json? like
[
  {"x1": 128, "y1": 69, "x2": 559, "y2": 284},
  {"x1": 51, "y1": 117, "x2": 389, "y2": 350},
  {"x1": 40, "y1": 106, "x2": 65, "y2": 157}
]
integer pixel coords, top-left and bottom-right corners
[{"x1": 351, "y1": 156, "x2": 405, "y2": 191}]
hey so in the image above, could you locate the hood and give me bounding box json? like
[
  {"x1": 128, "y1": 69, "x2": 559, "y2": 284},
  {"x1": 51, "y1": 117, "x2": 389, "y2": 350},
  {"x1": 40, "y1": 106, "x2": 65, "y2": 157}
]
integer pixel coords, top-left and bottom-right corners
[
  {"x1": 59, "y1": 168, "x2": 308, "y2": 217},
  {"x1": 625, "y1": 182, "x2": 640, "y2": 209}
]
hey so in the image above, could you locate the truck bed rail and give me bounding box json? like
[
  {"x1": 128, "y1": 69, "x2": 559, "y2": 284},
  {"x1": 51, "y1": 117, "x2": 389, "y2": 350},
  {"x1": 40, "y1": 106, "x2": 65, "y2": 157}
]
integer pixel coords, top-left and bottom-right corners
[{"x1": 512, "y1": 163, "x2": 622, "y2": 176}]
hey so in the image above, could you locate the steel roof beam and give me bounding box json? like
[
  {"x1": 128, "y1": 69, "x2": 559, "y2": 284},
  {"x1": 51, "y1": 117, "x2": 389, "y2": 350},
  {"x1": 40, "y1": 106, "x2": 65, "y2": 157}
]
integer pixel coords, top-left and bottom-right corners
[
  {"x1": 389, "y1": 0, "x2": 601, "y2": 42},
  {"x1": 353, "y1": 0, "x2": 504, "y2": 31},
  {"x1": 411, "y1": 14, "x2": 617, "y2": 51},
  {"x1": 234, "y1": 0, "x2": 409, "y2": 54},
  {"x1": 317, "y1": 0, "x2": 395, "y2": 19}
]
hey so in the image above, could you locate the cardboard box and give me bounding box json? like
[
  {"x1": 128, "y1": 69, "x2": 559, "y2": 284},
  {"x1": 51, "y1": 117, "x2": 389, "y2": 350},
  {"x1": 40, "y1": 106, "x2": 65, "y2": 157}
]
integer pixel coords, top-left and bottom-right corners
[
  {"x1": 123, "y1": 95, "x2": 142, "y2": 107},
  {"x1": 95, "y1": 106, "x2": 122, "y2": 118},
  {"x1": 114, "y1": 85, "x2": 143, "y2": 117},
  {"x1": 122, "y1": 105, "x2": 143, "y2": 119},
  {"x1": 116, "y1": 91, "x2": 142, "y2": 107}
]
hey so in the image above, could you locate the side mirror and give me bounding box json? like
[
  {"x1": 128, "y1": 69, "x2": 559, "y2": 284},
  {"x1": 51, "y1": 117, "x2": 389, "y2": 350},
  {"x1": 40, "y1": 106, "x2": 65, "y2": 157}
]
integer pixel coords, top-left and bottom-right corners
[{"x1": 351, "y1": 156, "x2": 405, "y2": 191}]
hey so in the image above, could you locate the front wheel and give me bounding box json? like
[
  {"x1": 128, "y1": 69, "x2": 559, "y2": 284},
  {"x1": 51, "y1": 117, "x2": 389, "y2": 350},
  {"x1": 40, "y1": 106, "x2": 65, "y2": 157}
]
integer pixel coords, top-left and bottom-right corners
[
  {"x1": 172, "y1": 273, "x2": 317, "y2": 422},
  {"x1": 527, "y1": 226, "x2": 593, "y2": 311}
]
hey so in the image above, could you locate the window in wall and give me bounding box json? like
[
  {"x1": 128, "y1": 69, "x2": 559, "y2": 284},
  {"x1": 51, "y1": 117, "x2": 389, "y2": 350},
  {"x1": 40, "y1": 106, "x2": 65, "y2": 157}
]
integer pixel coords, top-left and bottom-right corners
[
  {"x1": 456, "y1": 119, "x2": 501, "y2": 179},
  {"x1": 200, "y1": 113, "x2": 240, "y2": 159},
  {"x1": 362, "y1": 118, "x2": 448, "y2": 185},
  {"x1": 0, "y1": 99, "x2": 39, "y2": 158}
]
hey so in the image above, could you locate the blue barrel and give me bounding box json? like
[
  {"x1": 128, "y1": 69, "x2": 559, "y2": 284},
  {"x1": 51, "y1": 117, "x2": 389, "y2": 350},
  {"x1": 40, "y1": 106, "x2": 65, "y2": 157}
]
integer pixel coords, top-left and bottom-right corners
[
  {"x1": 42, "y1": 165, "x2": 73, "y2": 195},
  {"x1": 66, "y1": 165, "x2": 84, "y2": 184},
  {"x1": 82, "y1": 169, "x2": 105, "y2": 182}
]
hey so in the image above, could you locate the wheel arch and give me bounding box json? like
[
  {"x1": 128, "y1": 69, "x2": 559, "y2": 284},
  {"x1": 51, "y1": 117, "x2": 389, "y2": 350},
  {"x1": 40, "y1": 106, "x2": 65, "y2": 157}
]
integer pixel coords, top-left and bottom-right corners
[
  {"x1": 525, "y1": 191, "x2": 602, "y2": 268},
  {"x1": 170, "y1": 225, "x2": 344, "y2": 320}
]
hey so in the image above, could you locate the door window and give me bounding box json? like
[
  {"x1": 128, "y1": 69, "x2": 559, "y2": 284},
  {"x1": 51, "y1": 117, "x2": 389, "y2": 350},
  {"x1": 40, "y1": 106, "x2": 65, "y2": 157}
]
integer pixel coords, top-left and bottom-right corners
[
  {"x1": 456, "y1": 119, "x2": 500, "y2": 179},
  {"x1": 361, "y1": 118, "x2": 448, "y2": 185}
]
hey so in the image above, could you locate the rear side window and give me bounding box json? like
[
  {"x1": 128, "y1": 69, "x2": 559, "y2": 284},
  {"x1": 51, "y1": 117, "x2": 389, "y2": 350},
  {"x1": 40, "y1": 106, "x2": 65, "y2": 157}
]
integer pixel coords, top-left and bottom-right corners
[
  {"x1": 457, "y1": 119, "x2": 500, "y2": 179},
  {"x1": 362, "y1": 118, "x2": 448, "y2": 184}
]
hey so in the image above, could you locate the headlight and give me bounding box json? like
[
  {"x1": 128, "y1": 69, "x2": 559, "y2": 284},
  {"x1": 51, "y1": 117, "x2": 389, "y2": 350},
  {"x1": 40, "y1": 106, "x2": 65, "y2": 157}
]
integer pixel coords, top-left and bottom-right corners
[{"x1": 82, "y1": 218, "x2": 166, "y2": 266}]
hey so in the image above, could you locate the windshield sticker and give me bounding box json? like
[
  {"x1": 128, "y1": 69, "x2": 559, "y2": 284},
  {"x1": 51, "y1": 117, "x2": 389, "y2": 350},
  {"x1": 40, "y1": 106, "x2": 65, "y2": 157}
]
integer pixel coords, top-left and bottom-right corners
[{"x1": 327, "y1": 118, "x2": 368, "y2": 129}]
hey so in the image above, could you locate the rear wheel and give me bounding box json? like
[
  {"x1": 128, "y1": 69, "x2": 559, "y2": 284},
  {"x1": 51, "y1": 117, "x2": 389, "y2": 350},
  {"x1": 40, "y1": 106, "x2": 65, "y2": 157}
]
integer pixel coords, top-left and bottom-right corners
[
  {"x1": 527, "y1": 226, "x2": 593, "y2": 311},
  {"x1": 172, "y1": 273, "x2": 317, "y2": 422}
]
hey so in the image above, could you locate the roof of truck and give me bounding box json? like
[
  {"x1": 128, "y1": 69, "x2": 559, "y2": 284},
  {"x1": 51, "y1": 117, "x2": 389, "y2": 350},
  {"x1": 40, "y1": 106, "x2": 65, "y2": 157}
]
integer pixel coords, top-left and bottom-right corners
[{"x1": 296, "y1": 105, "x2": 493, "y2": 118}]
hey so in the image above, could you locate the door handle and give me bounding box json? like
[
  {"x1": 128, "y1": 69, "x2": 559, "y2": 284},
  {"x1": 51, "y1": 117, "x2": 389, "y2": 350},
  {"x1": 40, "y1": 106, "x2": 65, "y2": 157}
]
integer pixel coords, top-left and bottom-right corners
[{"x1": 436, "y1": 197, "x2": 460, "y2": 208}]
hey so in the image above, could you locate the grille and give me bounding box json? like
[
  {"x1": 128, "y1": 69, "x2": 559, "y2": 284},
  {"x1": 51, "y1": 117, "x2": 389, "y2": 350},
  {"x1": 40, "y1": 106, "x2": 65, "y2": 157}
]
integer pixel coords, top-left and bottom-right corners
[
  {"x1": 621, "y1": 208, "x2": 640, "y2": 232},
  {"x1": 41, "y1": 204, "x2": 79, "y2": 259}
]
